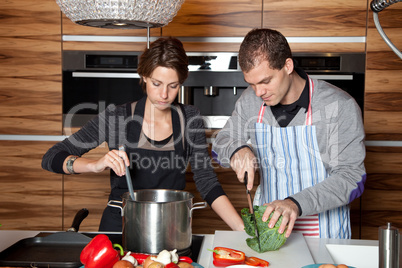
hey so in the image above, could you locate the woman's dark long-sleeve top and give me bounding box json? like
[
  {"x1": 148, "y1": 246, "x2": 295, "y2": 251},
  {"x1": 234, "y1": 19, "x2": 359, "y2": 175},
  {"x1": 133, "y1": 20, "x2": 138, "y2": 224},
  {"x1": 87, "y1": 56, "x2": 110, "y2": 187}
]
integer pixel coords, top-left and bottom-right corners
[{"x1": 42, "y1": 102, "x2": 225, "y2": 205}]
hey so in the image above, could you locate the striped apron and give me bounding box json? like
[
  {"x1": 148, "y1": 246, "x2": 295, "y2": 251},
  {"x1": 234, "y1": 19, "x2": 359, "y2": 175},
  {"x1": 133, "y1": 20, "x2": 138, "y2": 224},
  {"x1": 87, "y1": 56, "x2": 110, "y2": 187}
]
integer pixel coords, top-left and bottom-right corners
[{"x1": 253, "y1": 76, "x2": 351, "y2": 238}]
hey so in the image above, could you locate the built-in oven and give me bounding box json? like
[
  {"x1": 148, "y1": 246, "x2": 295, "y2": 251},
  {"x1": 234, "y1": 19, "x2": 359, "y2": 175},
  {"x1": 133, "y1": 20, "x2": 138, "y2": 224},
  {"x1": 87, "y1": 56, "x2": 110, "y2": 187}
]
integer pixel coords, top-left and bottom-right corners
[
  {"x1": 62, "y1": 51, "x2": 144, "y2": 128},
  {"x1": 178, "y1": 52, "x2": 365, "y2": 128},
  {"x1": 62, "y1": 51, "x2": 365, "y2": 129}
]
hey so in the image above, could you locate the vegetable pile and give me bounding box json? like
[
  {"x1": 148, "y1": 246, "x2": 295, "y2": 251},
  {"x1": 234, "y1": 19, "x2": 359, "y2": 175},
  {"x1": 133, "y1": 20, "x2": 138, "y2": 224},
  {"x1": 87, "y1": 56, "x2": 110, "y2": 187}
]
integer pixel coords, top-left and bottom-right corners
[
  {"x1": 79, "y1": 234, "x2": 194, "y2": 268},
  {"x1": 241, "y1": 205, "x2": 287, "y2": 253}
]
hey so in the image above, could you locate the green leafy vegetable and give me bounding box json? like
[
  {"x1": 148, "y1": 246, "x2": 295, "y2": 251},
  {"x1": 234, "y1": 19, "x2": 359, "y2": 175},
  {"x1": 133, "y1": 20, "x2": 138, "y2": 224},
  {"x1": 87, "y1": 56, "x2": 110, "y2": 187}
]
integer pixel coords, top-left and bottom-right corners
[{"x1": 241, "y1": 205, "x2": 287, "y2": 253}]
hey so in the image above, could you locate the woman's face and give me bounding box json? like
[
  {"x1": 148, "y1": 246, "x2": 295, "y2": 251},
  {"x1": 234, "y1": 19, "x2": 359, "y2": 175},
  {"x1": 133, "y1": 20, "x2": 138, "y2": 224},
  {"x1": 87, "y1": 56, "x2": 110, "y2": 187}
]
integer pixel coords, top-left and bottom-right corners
[{"x1": 143, "y1": 66, "x2": 180, "y2": 111}]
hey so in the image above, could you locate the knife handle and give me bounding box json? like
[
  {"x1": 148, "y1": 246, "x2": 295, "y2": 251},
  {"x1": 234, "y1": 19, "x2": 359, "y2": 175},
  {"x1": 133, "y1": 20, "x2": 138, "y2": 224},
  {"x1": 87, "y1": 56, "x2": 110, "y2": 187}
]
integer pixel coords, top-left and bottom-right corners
[{"x1": 243, "y1": 171, "x2": 248, "y2": 191}]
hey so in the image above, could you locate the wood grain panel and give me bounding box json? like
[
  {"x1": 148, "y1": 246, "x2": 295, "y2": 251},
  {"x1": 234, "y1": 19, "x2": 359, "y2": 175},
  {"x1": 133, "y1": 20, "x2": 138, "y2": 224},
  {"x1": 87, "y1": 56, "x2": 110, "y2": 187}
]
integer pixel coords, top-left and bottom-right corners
[
  {"x1": 366, "y1": 51, "x2": 402, "y2": 70},
  {"x1": 263, "y1": 0, "x2": 367, "y2": 37},
  {"x1": 364, "y1": 111, "x2": 402, "y2": 139},
  {"x1": 162, "y1": 0, "x2": 262, "y2": 37},
  {"x1": 360, "y1": 211, "x2": 402, "y2": 240},
  {"x1": 0, "y1": 1, "x2": 61, "y2": 37},
  {"x1": 362, "y1": 188, "x2": 402, "y2": 211},
  {"x1": 365, "y1": 146, "x2": 402, "y2": 174},
  {"x1": 289, "y1": 43, "x2": 366, "y2": 53},
  {"x1": 62, "y1": 41, "x2": 150, "y2": 52},
  {"x1": 63, "y1": 144, "x2": 111, "y2": 231},
  {"x1": 0, "y1": 141, "x2": 63, "y2": 230},
  {"x1": 361, "y1": 147, "x2": 402, "y2": 239},
  {"x1": 365, "y1": 70, "x2": 402, "y2": 93},
  {"x1": 365, "y1": 93, "x2": 402, "y2": 112},
  {"x1": 364, "y1": 4, "x2": 402, "y2": 141},
  {"x1": 366, "y1": 28, "x2": 402, "y2": 52},
  {"x1": 0, "y1": 0, "x2": 62, "y2": 135},
  {"x1": 0, "y1": 77, "x2": 62, "y2": 135}
]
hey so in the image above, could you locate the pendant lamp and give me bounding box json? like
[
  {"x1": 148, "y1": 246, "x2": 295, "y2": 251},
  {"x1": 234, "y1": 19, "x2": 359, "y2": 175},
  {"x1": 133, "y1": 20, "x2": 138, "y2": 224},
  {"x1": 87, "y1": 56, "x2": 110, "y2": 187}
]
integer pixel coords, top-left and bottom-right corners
[{"x1": 55, "y1": 0, "x2": 185, "y2": 29}]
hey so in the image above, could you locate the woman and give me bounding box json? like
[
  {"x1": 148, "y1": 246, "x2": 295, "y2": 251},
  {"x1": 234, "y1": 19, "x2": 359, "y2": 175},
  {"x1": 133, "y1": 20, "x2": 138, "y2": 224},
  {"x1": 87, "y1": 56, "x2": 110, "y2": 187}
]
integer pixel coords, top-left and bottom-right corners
[{"x1": 42, "y1": 37, "x2": 244, "y2": 232}]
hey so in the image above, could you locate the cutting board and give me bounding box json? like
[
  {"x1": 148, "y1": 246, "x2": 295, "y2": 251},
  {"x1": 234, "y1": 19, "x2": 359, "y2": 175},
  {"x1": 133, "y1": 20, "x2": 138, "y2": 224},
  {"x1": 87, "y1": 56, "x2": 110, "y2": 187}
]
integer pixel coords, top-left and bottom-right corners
[{"x1": 209, "y1": 231, "x2": 314, "y2": 268}]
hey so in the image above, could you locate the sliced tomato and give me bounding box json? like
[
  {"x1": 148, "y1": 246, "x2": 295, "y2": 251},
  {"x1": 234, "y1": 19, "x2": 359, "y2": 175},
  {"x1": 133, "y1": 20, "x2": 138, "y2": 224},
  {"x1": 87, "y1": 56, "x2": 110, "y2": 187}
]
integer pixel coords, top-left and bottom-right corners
[{"x1": 245, "y1": 256, "x2": 270, "y2": 267}]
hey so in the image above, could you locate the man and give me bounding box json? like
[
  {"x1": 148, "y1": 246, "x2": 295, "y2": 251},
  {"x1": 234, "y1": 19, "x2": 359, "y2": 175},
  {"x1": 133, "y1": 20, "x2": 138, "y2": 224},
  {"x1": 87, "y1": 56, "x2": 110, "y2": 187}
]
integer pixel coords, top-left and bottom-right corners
[{"x1": 212, "y1": 28, "x2": 366, "y2": 239}]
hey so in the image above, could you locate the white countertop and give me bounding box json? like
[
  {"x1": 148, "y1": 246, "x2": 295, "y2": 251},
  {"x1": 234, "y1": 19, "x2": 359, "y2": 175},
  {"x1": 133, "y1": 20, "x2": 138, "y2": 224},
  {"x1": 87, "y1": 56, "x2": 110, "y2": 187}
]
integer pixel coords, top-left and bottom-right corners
[
  {"x1": 0, "y1": 230, "x2": 380, "y2": 267},
  {"x1": 197, "y1": 232, "x2": 381, "y2": 268}
]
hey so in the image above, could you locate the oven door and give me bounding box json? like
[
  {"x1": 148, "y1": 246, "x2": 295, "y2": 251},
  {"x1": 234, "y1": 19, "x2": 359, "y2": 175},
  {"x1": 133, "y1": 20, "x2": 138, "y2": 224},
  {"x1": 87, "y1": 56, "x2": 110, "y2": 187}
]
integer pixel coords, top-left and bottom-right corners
[
  {"x1": 63, "y1": 71, "x2": 144, "y2": 127},
  {"x1": 308, "y1": 72, "x2": 365, "y2": 114}
]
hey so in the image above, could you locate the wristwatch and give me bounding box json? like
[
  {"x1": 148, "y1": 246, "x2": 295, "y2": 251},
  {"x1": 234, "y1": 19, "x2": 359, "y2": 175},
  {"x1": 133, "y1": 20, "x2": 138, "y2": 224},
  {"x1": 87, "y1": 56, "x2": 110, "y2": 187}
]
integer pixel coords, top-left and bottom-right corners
[{"x1": 66, "y1": 156, "x2": 78, "y2": 174}]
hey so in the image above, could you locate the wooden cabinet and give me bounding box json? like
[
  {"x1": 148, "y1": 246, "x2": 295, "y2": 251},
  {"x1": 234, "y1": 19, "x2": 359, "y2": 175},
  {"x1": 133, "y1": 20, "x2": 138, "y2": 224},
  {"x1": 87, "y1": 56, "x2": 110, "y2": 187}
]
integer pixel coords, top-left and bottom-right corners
[
  {"x1": 263, "y1": 0, "x2": 368, "y2": 53},
  {"x1": 0, "y1": 0, "x2": 62, "y2": 135},
  {"x1": 161, "y1": 0, "x2": 262, "y2": 52},
  {"x1": 365, "y1": 5, "x2": 402, "y2": 141},
  {"x1": 162, "y1": 0, "x2": 262, "y2": 37},
  {"x1": 0, "y1": 141, "x2": 63, "y2": 230},
  {"x1": 362, "y1": 3, "x2": 402, "y2": 240},
  {"x1": 362, "y1": 146, "x2": 402, "y2": 239},
  {"x1": 63, "y1": 144, "x2": 111, "y2": 231},
  {"x1": 263, "y1": 0, "x2": 367, "y2": 37}
]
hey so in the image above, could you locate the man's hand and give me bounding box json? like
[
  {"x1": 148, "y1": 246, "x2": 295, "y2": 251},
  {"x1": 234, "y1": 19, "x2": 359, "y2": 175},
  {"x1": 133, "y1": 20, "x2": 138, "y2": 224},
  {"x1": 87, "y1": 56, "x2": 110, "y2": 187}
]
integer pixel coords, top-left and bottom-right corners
[
  {"x1": 262, "y1": 199, "x2": 299, "y2": 238},
  {"x1": 230, "y1": 147, "x2": 258, "y2": 190}
]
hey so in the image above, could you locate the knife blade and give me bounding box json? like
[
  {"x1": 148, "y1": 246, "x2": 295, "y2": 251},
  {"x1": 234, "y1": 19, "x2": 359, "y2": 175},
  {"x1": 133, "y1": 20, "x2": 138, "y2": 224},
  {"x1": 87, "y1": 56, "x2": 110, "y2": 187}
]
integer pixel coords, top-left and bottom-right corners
[{"x1": 243, "y1": 171, "x2": 261, "y2": 252}]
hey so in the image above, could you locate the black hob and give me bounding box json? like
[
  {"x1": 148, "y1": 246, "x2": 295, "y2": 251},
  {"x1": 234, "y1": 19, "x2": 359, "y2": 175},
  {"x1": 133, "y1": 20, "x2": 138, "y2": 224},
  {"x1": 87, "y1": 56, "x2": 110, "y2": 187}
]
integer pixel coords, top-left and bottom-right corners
[{"x1": 79, "y1": 233, "x2": 204, "y2": 262}]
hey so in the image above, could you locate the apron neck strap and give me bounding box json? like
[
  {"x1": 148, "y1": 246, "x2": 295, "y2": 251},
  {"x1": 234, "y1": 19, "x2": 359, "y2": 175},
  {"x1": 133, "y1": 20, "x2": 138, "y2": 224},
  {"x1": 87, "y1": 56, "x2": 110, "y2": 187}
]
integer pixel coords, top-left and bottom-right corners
[
  {"x1": 127, "y1": 97, "x2": 184, "y2": 154},
  {"x1": 257, "y1": 75, "x2": 314, "y2": 126}
]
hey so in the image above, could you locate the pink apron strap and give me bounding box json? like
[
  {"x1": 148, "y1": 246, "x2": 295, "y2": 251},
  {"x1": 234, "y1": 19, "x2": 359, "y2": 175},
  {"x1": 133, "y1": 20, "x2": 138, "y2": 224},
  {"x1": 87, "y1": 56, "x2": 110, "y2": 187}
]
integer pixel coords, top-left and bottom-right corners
[
  {"x1": 257, "y1": 103, "x2": 266, "y2": 123},
  {"x1": 256, "y1": 75, "x2": 314, "y2": 125},
  {"x1": 305, "y1": 76, "x2": 314, "y2": 126}
]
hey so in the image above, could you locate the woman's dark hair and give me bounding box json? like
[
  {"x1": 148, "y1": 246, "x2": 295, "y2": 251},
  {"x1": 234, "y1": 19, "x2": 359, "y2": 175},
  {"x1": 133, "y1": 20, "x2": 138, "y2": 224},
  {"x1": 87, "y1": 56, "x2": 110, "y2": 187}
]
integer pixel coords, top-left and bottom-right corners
[
  {"x1": 137, "y1": 37, "x2": 189, "y2": 92},
  {"x1": 238, "y1": 28, "x2": 292, "y2": 73}
]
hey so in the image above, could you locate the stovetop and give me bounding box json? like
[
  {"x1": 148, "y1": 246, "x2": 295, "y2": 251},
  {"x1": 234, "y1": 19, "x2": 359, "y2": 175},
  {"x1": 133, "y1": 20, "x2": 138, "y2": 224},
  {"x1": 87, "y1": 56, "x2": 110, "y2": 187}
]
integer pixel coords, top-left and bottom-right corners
[{"x1": 38, "y1": 232, "x2": 204, "y2": 262}]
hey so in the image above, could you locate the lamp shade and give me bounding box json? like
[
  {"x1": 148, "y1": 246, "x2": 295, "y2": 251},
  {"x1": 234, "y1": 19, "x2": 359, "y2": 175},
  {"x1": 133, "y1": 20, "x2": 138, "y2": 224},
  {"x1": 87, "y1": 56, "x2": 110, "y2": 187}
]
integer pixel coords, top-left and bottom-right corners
[{"x1": 56, "y1": 0, "x2": 185, "y2": 29}]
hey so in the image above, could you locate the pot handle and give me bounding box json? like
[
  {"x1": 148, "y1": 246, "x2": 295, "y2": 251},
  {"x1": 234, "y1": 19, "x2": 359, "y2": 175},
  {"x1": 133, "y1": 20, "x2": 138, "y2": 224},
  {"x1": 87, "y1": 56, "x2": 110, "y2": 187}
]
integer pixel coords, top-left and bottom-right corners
[
  {"x1": 107, "y1": 200, "x2": 124, "y2": 216},
  {"x1": 190, "y1": 201, "x2": 207, "y2": 217}
]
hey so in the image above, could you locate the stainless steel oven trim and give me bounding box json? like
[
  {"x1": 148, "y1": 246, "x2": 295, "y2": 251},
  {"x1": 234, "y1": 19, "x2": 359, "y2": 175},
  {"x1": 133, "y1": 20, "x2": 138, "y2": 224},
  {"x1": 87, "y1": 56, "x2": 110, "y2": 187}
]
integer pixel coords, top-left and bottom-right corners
[{"x1": 72, "y1": 72, "x2": 140, "y2": 78}]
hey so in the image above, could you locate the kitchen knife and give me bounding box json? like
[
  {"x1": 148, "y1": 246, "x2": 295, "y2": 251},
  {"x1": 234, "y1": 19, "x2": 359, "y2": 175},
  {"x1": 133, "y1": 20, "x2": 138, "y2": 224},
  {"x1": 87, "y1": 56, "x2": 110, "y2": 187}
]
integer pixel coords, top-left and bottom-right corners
[{"x1": 244, "y1": 171, "x2": 261, "y2": 252}]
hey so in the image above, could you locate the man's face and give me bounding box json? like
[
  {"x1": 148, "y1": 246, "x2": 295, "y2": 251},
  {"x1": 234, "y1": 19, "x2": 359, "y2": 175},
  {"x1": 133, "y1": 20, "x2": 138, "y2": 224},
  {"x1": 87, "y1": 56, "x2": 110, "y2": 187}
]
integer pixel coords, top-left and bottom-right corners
[{"x1": 243, "y1": 59, "x2": 293, "y2": 106}]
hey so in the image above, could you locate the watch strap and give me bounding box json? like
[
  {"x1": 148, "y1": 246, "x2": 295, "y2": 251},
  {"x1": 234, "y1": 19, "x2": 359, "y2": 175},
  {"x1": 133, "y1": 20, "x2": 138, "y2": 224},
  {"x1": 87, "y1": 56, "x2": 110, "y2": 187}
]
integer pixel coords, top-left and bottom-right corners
[{"x1": 66, "y1": 156, "x2": 78, "y2": 174}]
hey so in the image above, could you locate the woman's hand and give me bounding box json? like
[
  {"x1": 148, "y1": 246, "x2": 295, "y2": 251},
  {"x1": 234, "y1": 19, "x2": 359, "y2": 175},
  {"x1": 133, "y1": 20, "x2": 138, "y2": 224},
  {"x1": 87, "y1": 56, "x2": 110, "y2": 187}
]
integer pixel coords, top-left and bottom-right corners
[{"x1": 92, "y1": 149, "x2": 130, "y2": 177}]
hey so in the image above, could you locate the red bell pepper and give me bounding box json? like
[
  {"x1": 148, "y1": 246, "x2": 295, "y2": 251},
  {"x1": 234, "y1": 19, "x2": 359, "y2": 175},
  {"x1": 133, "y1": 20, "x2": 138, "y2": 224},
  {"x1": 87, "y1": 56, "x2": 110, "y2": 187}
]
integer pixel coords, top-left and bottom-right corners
[
  {"x1": 179, "y1": 256, "x2": 193, "y2": 263},
  {"x1": 80, "y1": 234, "x2": 120, "y2": 268},
  {"x1": 128, "y1": 253, "x2": 151, "y2": 264},
  {"x1": 128, "y1": 252, "x2": 193, "y2": 265},
  {"x1": 210, "y1": 247, "x2": 246, "y2": 267},
  {"x1": 245, "y1": 256, "x2": 270, "y2": 267}
]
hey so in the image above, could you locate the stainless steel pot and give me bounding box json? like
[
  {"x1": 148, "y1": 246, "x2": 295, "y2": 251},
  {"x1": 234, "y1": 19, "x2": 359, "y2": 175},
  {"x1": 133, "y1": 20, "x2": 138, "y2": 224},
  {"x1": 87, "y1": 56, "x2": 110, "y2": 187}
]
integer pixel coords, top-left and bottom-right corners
[{"x1": 108, "y1": 189, "x2": 207, "y2": 254}]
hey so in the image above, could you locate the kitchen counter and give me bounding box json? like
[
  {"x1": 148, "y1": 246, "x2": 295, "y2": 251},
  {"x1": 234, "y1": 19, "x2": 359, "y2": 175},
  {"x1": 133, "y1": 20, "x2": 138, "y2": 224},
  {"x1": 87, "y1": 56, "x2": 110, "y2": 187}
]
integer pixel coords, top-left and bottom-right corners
[
  {"x1": 0, "y1": 230, "x2": 379, "y2": 267},
  {"x1": 198, "y1": 233, "x2": 379, "y2": 267}
]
